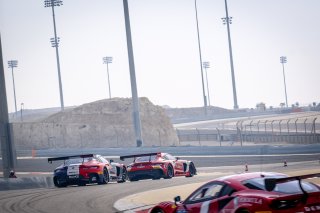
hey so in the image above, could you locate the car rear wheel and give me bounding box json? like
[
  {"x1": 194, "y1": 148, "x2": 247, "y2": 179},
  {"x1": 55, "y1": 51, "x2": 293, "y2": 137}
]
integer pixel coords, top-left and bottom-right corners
[
  {"x1": 129, "y1": 176, "x2": 139, "y2": 182},
  {"x1": 151, "y1": 208, "x2": 164, "y2": 213},
  {"x1": 117, "y1": 167, "x2": 127, "y2": 183},
  {"x1": 78, "y1": 180, "x2": 86, "y2": 186},
  {"x1": 236, "y1": 209, "x2": 250, "y2": 213},
  {"x1": 53, "y1": 177, "x2": 67, "y2": 188},
  {"x1": 89, "y1": 174, "x2": 99, "y2": 184},
  {"x1": 164, "y1": 164, "x2": 173, "y2": 179},
  {"x1": 99, "y1": 168, "x2": 109, "y2": 184},
  {"x1": 186, "y1": 162, "x2": 196, "y2": 177}
]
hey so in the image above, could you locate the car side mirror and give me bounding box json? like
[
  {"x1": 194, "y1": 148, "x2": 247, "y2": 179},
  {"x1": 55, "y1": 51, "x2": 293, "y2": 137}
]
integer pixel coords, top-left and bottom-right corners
[
  {"x1": 174, "y1": 196, "x2": 181, "y2": 204},
  {"x1": 110, "y1": 159, "x2": 114, "y2": 163}
]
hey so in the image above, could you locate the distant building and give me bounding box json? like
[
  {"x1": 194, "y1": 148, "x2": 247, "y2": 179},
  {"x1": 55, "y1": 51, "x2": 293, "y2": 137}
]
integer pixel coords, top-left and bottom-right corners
[{"x1": 256, "y1": 102, "x2": 266, "y2": 111}]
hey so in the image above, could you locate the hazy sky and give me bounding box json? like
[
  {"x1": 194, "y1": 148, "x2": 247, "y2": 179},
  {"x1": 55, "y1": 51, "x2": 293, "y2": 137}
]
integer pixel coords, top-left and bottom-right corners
[{"x1": 1, "y1": 0, "x2": 320, "y2": 112}]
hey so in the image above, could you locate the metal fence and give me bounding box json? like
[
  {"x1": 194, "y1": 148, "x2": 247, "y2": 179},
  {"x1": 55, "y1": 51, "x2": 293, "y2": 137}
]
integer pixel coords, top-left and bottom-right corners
[{"x1": 176, "y1": 117, "x2": 320, "y2": 145}]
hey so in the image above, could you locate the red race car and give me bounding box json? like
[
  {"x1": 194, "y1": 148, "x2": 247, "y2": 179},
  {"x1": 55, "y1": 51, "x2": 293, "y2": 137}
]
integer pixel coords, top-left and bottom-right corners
[
  {"x1": 149, "y1": 172, "x2": 320, "y2": 213},
  {"x1": 120, "y1": 152, "x2": 196, "y2": 181},
  {"x1": 48, "y1": 154, "x2": 127, "y2": 187}
]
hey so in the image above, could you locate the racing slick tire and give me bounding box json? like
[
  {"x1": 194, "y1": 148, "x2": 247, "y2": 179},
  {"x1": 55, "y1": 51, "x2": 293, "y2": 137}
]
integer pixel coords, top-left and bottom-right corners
[
  {"x1": 89, "y1": 173, "x2": 99, "y2": 184},
  {"x1": 117, "y1": 167, "x2": 127, "y2": 183},
  {"x1": 129, "y1": 177, "x2": 139, "y2": 182},
  {"x1": 98, "y1": 168, "x2": 109, "y2": 185},
  {"x1": 78, "y1": 180, "x2": 86, "y2": 186},
  {"x1": 152, "y1": 176, "x2": 161, "y2": 180},
  {"x1": 236, "y1": 210, "x2": 250, "y2": 213},
  {"x1": 186, "y1": 162, "x2": 196, "y2": 178},
  {"x1": 53, "y1": 177, "x2": 67, "y2": 188},
  {"x1": 150, "y1": 208, "x2": 164, "y2": 213},
  {"x1": 164, "y1": 164, "x2": 174, "y2": 179}
]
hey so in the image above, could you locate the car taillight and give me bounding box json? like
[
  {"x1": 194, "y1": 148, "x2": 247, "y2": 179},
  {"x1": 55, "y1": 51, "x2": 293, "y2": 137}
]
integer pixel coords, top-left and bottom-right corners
[
  {"x1": 270, "y1": 199, "x2": 300, "y2": 210},
  {"x1": 152, "y1": 164, "x2": 164, "y2": 168},
  {"x1": 80, "y1": 165, "x2": 99, "y2": 170}
]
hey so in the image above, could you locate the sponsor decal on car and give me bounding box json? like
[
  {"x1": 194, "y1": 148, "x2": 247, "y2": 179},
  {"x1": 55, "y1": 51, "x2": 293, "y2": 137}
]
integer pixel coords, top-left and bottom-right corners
[
  {"x1": 238, "y1": 197, "x2": 262, "y2": 204},
  {"x1": 305, "y1": 205, "x2": 320, "y2": 211}
]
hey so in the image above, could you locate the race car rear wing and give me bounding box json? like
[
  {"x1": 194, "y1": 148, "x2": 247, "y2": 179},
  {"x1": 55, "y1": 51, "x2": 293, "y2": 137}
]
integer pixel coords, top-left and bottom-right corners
[
  {"x1": 120, "y1": 152, "x2": 160, "y2": 161},
  {"x1": 48, "y1": 154, "x2": 94, "y2": 164},
  {"x1": 265, "y1": 173, "x2": 320, "y2": 192}
]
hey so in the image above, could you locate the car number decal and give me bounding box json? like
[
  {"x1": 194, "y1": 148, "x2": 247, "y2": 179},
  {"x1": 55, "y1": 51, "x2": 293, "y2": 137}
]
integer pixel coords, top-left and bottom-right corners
[{"x1": 67, "y1": 165, "x2": 80, "y2": 176}]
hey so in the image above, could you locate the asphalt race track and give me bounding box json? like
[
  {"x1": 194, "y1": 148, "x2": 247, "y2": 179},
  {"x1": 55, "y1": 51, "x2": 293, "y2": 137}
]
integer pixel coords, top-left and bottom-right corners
[
  {"x1": 0, "y1": 144, "x2": 320, "y2": 212},
  {"x1": 0, "y1": 173, "x2": 216, "y2": 213},
  {"x1": 0, "y1": 161, "x2": 319, "y2": 213},
  {"x1": 1, "y1": 144, "x2": 320, "y2": 172}
]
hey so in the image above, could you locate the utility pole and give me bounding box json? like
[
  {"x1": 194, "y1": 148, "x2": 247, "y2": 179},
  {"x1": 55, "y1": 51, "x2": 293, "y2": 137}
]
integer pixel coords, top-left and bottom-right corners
[
  {"x1": 0, "y1": 34, "x2": 16, "y2": 178},
  {"x1": 123, "y1": 0, "x2": 143, "y2": 147}
]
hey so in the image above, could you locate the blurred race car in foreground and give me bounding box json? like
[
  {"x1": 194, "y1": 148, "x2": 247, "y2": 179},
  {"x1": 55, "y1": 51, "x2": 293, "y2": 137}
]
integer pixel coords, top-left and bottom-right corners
[
  {"x1": 120, "y1": 152, "x2": 196, "y2": 181},
  {"x1": 48, "y1": 154, "x2": 127, "y2": 187},
  {"x1": 149, "y1": 172, "x2": 320, "y2": 213}
]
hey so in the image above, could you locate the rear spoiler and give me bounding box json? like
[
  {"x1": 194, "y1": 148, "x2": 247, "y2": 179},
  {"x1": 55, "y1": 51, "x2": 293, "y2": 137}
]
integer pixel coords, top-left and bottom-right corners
[
  {"x1": 48, "y1": 154, "x2": 94, "y2": 164},
  {"x1": 265, "y1": 173, "x2": 320, "y2": 192},
  {"x1": 120, "y1": 152, "x2": 160, "y2": 161}
]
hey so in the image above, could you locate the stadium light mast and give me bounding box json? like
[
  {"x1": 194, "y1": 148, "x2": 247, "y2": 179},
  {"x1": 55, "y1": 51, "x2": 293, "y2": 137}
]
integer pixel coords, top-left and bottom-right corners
[
  {"x1": 203, "y1": 61, "x2": 211, "y2": 106},
  {"x1": 45, "y1": 0, "x2": 64, "y2": 111},
  {"x1": 103, "y1": 57, "x2": 113, "y2": 99},
  {"x1": 194, "y1": 0, "x2": 207, "y2": 115},
  {"x1": 123, "y1": 0, "x2": 143, "y2": 147},
  {"x1": 222, "y1": 0, "x2": 239, "y2": 109},
  {"x1": 8, "y1": 60, "x2": 18, "y2": 115},
  {"x1": 280, "y1": 56, "x2": 288, "y2": 108}
]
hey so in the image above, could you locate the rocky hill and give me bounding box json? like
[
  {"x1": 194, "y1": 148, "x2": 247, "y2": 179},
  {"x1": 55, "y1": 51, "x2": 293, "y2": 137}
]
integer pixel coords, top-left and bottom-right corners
[{"x1": 12, "y1": 98, "x2": 179, "y2": 149}]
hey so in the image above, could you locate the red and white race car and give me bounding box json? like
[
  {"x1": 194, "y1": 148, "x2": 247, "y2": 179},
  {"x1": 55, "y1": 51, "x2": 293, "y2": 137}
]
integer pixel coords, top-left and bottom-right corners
[
  {"x1": 48, "y1": 154, "x2": 127, "y2": 187},
  {"x1": 120, "y1": 152, "x2": 196, "y2": 181},
  {"x1": 149, "y1": 172, "x2": 320, "y2": 213}
]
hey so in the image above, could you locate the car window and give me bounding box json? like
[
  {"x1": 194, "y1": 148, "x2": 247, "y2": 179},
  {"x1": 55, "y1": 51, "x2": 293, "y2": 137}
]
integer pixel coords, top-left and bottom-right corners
[
  {"x1": 219, "y1": 185, "x2": 236, "y2": 196},
  {"x1": 135, "y1": 155, "x2": 157, "y2": 162},
  {"x1": 65, "y1": 157, "x2": 93, "y2": 165},
  {"x1": 97, "y1": 156, "x2": 109, "y2": 163},
  {"x1": 163, "y1": 154, "x2": 176, "y2": 161},
  {"x1": 186, "y1": 182, "x2": 224, "y2": 203}
]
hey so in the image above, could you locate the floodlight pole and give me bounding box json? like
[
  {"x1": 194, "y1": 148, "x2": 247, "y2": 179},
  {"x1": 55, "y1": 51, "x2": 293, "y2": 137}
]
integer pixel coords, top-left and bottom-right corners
[
  {"x1": 194, "y1": 0, "x2": 207, "y2": 115},
  {"x1": 280, "y1": 56, "x2": 288, "y2": 108},
  {"x1": 45, "y1": 0, "x2": 64, "y2": 111},
  {"x1": 0, "y1": 34, "x2": 16, "y2": 178},
  {"x1": 203, "y1": 61, "x2": 211, "y2": 106},
  {"x1": 222, "y1": 0, "x2": 239, "y2": 109},
  {"x1": 103, "y1": 57, "x2": 113, "y2": 99},
  {"x1": 8, "y1": 60, "x2": 18, "y2": 116},
  {"x1": 123, "y1": 0, "x2": 143, "y2": 147},
  {"x1": 20, "y1": 103, "x2": 24, "y2": 122}
]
